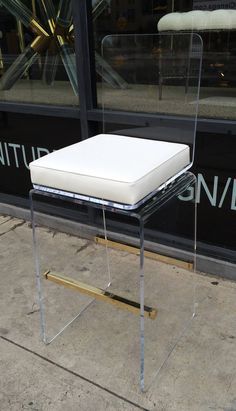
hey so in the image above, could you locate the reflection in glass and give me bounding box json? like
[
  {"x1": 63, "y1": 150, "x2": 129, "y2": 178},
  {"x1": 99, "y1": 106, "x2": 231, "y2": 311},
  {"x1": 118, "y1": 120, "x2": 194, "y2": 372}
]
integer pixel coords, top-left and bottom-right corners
[
  {"x1": 0, "y1": 0, "x2": 127, "y2": 101},
  {"x1": 37, "y1": 0, "x2": 56, "y2": 34},
  {"x1": 1, "y1": 41, "x2": 39, "y2": 90},
  {"x1": 92, "y1": 1, "x2": 236, "y2": 120},
  {"x1": 0, "y1": 0, "x2": 48, "y2": 36},
  {"x1": 0, "y1": 0, "x2": 78, "y2": 94},
  {"x1": 59, "y1": 40, "x2": 78, "y2": 95},
  {"x1": 56, "y1": 0, "x2": 72, "y2": 28}
]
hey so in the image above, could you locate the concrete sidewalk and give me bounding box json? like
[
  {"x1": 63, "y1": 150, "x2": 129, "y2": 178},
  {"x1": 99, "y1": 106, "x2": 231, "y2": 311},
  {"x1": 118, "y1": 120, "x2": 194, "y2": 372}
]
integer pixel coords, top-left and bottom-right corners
[{"x1": 0, "y1": 214, "x2": 236, "y2": 411}]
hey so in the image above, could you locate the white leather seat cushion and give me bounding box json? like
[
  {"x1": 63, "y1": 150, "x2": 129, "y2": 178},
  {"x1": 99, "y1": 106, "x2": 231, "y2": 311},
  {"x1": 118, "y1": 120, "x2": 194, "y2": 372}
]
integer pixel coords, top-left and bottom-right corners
[
  {"x1": 158, "y1": 10, "x2": 236, "y2": 32},
  {"x1": 29, "y1": 134, "x2": 190, "y2": 205}
]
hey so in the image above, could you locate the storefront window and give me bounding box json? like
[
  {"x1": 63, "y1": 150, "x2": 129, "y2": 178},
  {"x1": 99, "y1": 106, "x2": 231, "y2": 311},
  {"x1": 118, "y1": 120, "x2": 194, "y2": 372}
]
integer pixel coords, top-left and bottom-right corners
[
  {"x1": 0, "y1": 0, "x2": 78, "y2": 106},
  {"x1": 93, "y1": 0, "x2": 236, "y2": 120}
]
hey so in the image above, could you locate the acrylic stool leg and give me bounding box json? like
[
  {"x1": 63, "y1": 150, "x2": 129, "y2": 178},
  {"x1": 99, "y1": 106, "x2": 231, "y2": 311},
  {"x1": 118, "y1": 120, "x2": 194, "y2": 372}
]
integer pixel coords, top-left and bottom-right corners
[
  {"x1": 102, "y1": 208, "x2": 112, "y2": 288},
  {"x1": 29, "y1": 189, "x2": 96, "y2": 344},
  {"x1": 139, "y1": 219, "x2": 145, "y2": 391},
  {"x1": 30, "y1": 189, "x2": 47, "y2": 343}
]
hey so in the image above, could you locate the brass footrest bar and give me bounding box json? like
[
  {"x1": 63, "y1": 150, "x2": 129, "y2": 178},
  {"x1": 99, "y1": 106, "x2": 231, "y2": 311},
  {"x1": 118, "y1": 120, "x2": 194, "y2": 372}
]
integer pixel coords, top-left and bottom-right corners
[
  {"x1": 44, "y1": 270, "x2": 157, "y2": 320},
  {"x1": 95, "y1": 237, "x2": 193, "y2": 271}
]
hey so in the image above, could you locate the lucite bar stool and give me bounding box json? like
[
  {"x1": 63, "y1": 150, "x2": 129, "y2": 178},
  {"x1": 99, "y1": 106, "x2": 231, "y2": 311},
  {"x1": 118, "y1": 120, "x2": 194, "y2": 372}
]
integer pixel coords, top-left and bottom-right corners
[{"x1": 29, "y1": 33, "x2": 202, "y2": 392}]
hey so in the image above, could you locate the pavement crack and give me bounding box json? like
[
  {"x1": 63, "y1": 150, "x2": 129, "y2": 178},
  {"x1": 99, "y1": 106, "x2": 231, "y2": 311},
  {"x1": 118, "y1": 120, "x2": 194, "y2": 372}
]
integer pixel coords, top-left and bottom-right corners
[
  {"x1": 0, "y1": 220, "x2": 25, "y2": 237},
  {"x1": 0, "y1": 336, "x2": 151, "y2": 411},
  {"x1": 0, "y1": 217, "x2": 12, "y2": 226},
  {"x1": 26, "y1": 308, "x2": 40, "y2": 316},
  {"x1": 75, "y1": 241, "x2": 91, "y2": 254}
]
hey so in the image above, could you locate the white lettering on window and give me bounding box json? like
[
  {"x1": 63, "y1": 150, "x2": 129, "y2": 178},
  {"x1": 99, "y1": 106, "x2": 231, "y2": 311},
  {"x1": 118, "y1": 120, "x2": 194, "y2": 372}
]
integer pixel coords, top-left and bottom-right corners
[
  {"x1": 231, "y1": 180, "x2": 236, "y2": 210},
  {"x1": 8, "y1": 143, "x2": 21, "y2": 168},
  {"x1": 0, "y1": 142, "x2": 5, "y2": 166},
  {"x1": 37, "y1": 147, "x2": 50, "y2": 158},
  {"x1": 197, "y1": 173, "x2": 218, "y2": 206},
  {"x1": 0, "y1": 140, "x2": 53, "y2": 169}
]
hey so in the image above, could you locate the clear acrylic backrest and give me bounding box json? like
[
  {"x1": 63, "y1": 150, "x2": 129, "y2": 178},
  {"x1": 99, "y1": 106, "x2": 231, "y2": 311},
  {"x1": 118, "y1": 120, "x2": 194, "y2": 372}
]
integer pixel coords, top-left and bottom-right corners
[{"x1": 101, "y1": 33, "x2": 202, "y2": 165}]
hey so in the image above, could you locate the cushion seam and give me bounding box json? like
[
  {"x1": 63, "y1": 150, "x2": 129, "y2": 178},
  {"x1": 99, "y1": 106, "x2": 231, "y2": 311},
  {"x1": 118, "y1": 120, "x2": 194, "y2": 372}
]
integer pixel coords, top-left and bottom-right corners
[{"x1": 30, "y1": 146, "x2": 188, "y2": 185}]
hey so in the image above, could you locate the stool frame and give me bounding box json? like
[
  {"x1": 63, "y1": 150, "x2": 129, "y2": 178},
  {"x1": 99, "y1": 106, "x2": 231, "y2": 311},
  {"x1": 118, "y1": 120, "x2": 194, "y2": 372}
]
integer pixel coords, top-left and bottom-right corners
[{"x1": 30, "y1": 171, "x2": 197, "y2": 392}]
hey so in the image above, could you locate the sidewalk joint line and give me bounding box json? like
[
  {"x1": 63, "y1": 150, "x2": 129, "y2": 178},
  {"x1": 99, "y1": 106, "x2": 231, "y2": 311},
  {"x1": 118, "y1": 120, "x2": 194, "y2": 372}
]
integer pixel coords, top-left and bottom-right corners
[{"x1": 0, "y1": 335, "x2": 151, "y2": 411}]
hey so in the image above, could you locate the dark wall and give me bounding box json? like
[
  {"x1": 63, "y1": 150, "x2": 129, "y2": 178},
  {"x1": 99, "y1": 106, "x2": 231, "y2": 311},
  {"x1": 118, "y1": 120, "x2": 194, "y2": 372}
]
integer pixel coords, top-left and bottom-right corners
[{"x1": 0, "y1": 112, "x2": 82, "y2": 196}]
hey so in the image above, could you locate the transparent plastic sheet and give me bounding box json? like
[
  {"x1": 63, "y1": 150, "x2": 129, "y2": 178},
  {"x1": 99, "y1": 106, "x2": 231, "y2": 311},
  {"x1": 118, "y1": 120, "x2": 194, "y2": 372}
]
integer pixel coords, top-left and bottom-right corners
[
  {"x1": 30, "y1": 172, "x2": 199, "y2": 393},
  {"x1": 100, "y1": 33, "x2": 202, "y2": 391},
  {"x1": 30, "y1": 189, "x2": 143, "y2": 393},
  {"x1": 30, "y1": 192, "x2": 111, "y2": 345},
  {"x1": 101, "y1": 33, "x2": 202, "y2": 164},
  {"x1": 29, "y1": 32, "x2": 203, "y2": 393}
]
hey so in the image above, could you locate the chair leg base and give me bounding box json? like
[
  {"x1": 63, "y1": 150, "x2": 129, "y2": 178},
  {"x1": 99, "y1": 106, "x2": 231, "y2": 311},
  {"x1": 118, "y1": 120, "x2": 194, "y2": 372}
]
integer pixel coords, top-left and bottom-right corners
[{"x1": 44, "y1": 270, "x2": 158, "y2": 320}]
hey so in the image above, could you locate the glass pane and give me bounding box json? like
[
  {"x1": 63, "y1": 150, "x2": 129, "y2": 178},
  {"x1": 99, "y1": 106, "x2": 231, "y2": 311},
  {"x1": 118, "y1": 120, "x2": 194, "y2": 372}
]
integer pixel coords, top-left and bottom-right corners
[
  {"x1": 158, "y1": 6, "x2": 236, "y2": 120},
  {"x1": 93, "y1": 1, "x2": 236, "y2": 120},
  {"x1": 0, "y1": 0, "x2": 78, "y2": 106}
]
